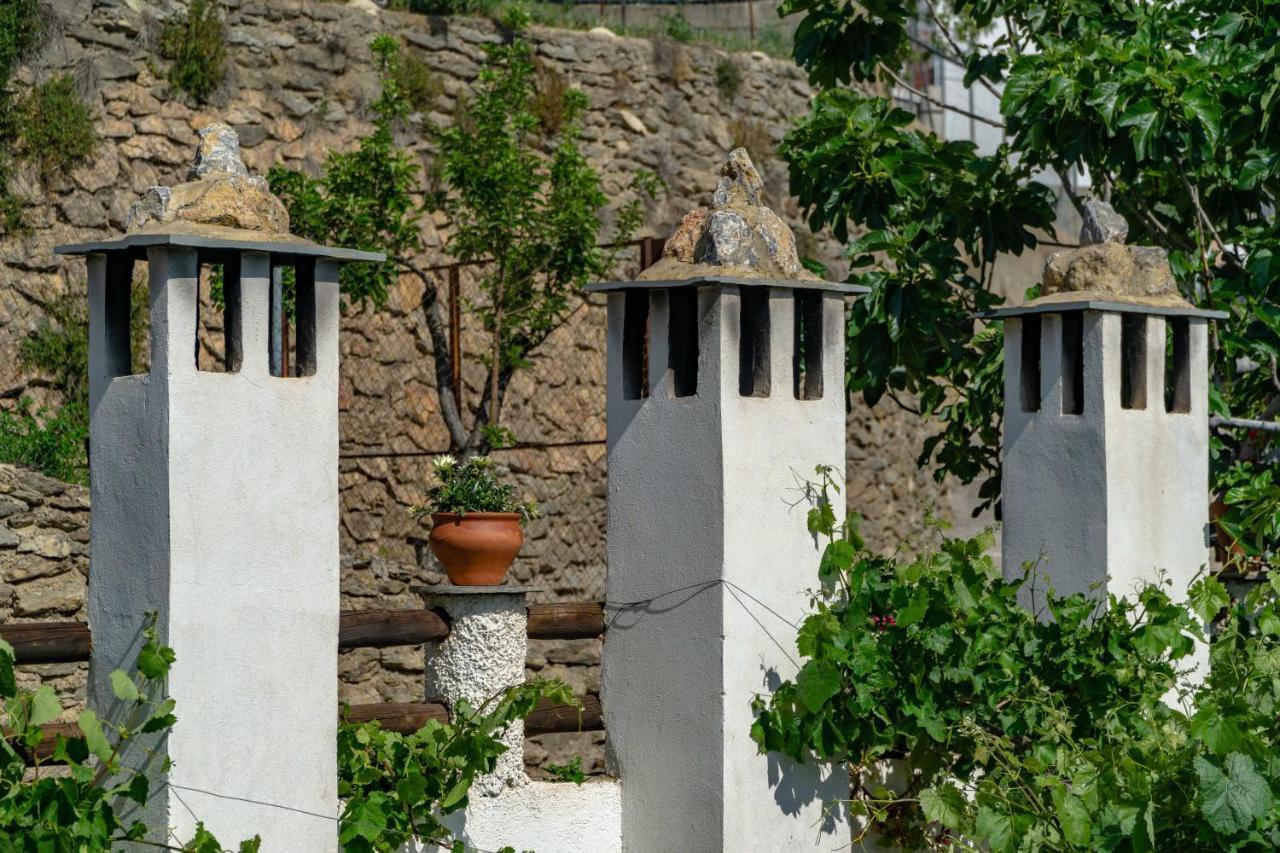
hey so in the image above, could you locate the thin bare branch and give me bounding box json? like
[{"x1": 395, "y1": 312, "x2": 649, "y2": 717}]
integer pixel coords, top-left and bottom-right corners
[
  {"x1": 921, "y1": 0, "x2": 1002, "y2": 101},
  {"x1": 878, "y1": 63, "x2": 1006, "y2": 130}
]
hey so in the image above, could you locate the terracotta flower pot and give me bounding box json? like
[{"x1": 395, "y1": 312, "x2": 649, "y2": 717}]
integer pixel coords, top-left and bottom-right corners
[{"x1": 428, "y1": 512, "x2": 524, "y2": 585}]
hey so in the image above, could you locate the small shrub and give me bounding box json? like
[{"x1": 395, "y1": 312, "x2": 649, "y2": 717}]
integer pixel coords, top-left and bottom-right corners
[
  {"x1": 530, "y1": 66, "x2": 570, "y2": 136},
  {"x1": 14, "y1": 75, "x2": 97, "y2": 181},
  {"x1": 411, "y1": 454, "x2": 537, "y2": 519},
  {"x1": 544, "y1": 756, "x2": 587, "y2": 784},
  {"x1": 0, "y1": 284, "x2": 147, "y2": 483},
  {"x1": 159, "y1": 0, "x2": 226, "y2": 102},
  {"x1": 714, "y1": 58, "x2": 742, "y2": 102},
  {"x1": 661, "y1": 11, "x2": 694, "y2": 44},
  {"x1": 0, "y1": 399, "x2": 89, "y2": 484},
  {"x1": 728, "y1": 116, "x2": 772, "y2": 165},
  {"x1": 392, "y1": 48, "x2": 443, "y2": 113}
]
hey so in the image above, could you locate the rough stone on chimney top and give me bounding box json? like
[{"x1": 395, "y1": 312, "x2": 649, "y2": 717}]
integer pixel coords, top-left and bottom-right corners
[
  {"x1": 644, "y1": 147, "x2": 812, "y2": 281},
  {"x1": 124, "y1": 123, "x2": 290, "y2": 234},
  {"x1": 1079, "y1": 198, "x2": 1129, "y2": 246},
  {"x1": 1036, "y1": 200, "x2": 1184, "y2": 307},
  {"x1": 188, "y1": 123, "x2": 251, "y2": 181}
]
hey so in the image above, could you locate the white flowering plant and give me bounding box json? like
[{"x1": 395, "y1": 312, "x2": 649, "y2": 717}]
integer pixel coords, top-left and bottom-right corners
[{"x1": 410, "y1": 455, "x2": 536, "y2": 521}]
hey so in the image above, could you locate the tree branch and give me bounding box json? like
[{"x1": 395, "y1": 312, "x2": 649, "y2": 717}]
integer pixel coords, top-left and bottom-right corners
[
  {"x1": 878, "y1": 63, "x2": 1006, "y2": 130},
  {"x1": 397, "y1": 256, "x2": 470, "y2": 452},
  {"x1": 921, "y1": 0, "x2": 1002, "y2": 101},
  {"x1": 1175, "y1": 160, "x2": 1243, "y2": 269}
]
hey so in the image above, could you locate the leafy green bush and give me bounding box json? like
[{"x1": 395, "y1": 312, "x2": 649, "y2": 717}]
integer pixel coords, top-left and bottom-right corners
[
  {"x1": 776, "y1": 0, "x2": 1280, "y2": 533},
  {"x1": 0, "y1": 0, "x2": 94, "y2": 232},
  {"x1": 159, "y1": 0, "x2": 227, "y2": 102},
  {"x1": 338, "y1": 678, "x2": 574, "y2": 851},
  {"x1": 661, "y1": 11, "x2": 695, "y2": 44},
  {"x1": 273, "y1": 28, "x2": 657, "y2": 456},
  {"x1": 0, "y1": 400, "x2": 89, "y2": 485},
  {"x1": 389, "y1": 0, "x2": 505, "y2": 17},
  {"x1": 1217, "y1": 462, "x2": 1280, "y2": 563},
  {"x1": 754, "y1": 467, "x2": 1280, "y2": 851},
  {"x1": 0, "y1": 618, "x2": 258, "y2": 850},
  {"x1": 13, "y1": 75, "x2": 97, "y2": 181},
  {"x1": 411, "y1": 454, "x2": 536, "y2": 519},
  {"x1": 0, "y1": 284, "x2": 146, "y2": 484}
]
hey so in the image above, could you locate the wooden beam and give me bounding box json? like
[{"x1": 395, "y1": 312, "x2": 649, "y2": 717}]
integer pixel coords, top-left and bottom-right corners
[
  {"x1": 25, "y1": 694, "x2": 604, "y2": 763},
  {"x1": 338, "y1": 610, "x2": 449, "y2": 649},
  {"x1": 526, "y1": 602, "x2": 605, "y2": 640},
  {"x1": 342, "y1": 701, "x2": 449, "y2": 731},
  {"x1": 4, "y1": 603, "x2": 607, "y2": 666},
  {"x1": 0, "y1": 622, "x2": 91, "y2": 664},
  {"x1": 344, "y1": 694, "x2": 604, "y2": 736},
  {"x1": 527, "y1": 693, "x2": 603, "y2": 735}
]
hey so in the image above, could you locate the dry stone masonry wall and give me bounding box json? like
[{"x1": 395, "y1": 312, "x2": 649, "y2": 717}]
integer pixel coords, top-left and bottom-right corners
[{"x1": 2, "y1": 0, "x2": 947, "y2": 769}]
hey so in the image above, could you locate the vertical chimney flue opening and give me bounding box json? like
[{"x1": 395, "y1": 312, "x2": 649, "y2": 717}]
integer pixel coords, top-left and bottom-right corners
[
  {"x1": 1019, "y1": 315, "x2": 1042, "y2": 413},
  {"x1": 622, "y1": 290, "x2": 650, "y2": 400},
  {"x1": 738, "y1": 286, "x2": 771, "y2": 398},
  {"x1": 1121, "y1": 314, "x2": 1147, "y2": 410}
]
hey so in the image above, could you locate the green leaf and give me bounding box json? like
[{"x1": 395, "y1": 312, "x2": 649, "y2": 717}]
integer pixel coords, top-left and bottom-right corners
[
  {"x1": 0, "y1": 638, "x2": 15, "y2": 699},
  {"x1": 1182, "y1": 86, "x2": 1221, "y2": 147},
  {"x1": 1055, "y1": 791, "x2": 1092, "y2": 846},
  {"x1": 136, "y1": 642, "x2": 176, "y2": 680},
  {"x1": 795, "y1": 660, "x2": 841, "y2": 712},
  {"x1": 819, "y1": 540, "x2": 854, "y2": 586},
  {"x1": 1189, "y1": 577, "x2": 1230, "y2": 623},
  {"x1": 1086, "y1": 80, "x2": 1124, "y2": 130},
  {"x1": 28, "y1": 685, "x2": 61, "y2": 727},
  {"x1": 1196, "y1": 753, "x2": 1273, "y2": 835},
  {"x1": 1118, "y1": 100, "x2": 1161, "y2": 160},
  {"x1": 77, "y1": 708, "x2": 113, "y2": 765},
  {"x1": 975, "y1": 803, "x2": 1016, "y2": 851},
  {"x1": 1206, "y1": 12, "x2": 1244, "y2": 40},
  {"x1": 111, "y1": 669, "x2": 140, "y2": 703},
  {"x1": 920, "y1": 782, "x2": 967, "y2": 828},
  {"x1": 440, "y1": 776, "x2": 471, "y2": 811}
]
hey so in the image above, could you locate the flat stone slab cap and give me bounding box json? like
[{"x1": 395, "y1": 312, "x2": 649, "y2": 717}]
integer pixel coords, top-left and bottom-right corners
[
  {"x1": 585, "y1": 274, "x2": 866, "y2": 295},
  {"x1": 977, "y1": 299, "x2": 1227, "y2": 320},
  {"x1": 413, "y1": 584, "x2": 538, "y2": 597},
  {"x1": 54, "y1": 226, "x2": 384, "y2": 264}
]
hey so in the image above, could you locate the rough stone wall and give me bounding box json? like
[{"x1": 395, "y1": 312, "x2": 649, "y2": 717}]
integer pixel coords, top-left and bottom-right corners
[
  {"x1": 0, "y1": 465, "x2": 90, "y2": 721},
  {"x1": 2, "y1": 0, "x2": 949, "y2": 772}
]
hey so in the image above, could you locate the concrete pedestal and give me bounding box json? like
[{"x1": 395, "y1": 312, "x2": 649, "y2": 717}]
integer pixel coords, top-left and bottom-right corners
[{"x1": 418, "y1": 585, "x2": 535, "y2": 794}]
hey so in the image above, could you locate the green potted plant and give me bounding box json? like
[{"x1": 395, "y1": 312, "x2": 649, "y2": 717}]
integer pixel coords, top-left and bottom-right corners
[{"x1": 411, "y1": 455, "x2": 536, "y2": 585}]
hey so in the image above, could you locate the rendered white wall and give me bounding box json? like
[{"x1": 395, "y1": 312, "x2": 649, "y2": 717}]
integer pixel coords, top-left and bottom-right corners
[
  {"x1": 410, "y1": 780, "x2": 622, "y2": 853},
  {"x1": 602, "y1": 284, "x2": 850, "y2": 852},
  {"x1": 87, "y1": 246, "x2": 341, "y2": 849},
  {"x1": 1002, "y1": 310, "x2": 1210, "y2": 608}
]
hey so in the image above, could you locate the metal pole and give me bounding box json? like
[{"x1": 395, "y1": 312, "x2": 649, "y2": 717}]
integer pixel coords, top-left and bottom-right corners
[{"x1": 449, "y1": 264, "x2": 462, "y2": 410}]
